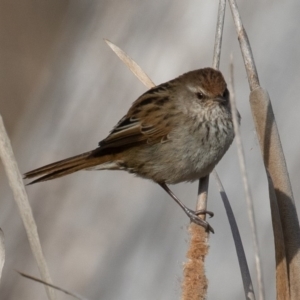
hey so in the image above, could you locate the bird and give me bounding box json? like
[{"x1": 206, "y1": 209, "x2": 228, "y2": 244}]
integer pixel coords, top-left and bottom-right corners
[{"x1": 24, "y1": 67, "x2": 237, "y2": 233}]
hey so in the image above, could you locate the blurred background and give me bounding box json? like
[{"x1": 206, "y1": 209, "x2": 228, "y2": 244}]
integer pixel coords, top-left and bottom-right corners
[{"x1": 0, "y1": 0, "x2": 300, "y2": 299}]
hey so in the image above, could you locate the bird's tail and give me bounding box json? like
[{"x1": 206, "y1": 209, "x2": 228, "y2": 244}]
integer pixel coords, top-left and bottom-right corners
[{"x1": 24, "y1": 150, "x2": 113, "y2": 184}]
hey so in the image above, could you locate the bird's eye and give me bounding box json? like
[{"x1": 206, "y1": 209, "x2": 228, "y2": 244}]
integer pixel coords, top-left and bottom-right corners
[{"x1": 196, "y1": 92, "x2": 204, "y2": 100}]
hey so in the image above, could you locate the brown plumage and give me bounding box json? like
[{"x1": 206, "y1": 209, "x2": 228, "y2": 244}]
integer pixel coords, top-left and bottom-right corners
[
  {"x1": 25, "y1": 151, "x2": 97, "y2": 183},
  {"x1": 24, "y1": 68, "x2": 238, "y2": 232}
]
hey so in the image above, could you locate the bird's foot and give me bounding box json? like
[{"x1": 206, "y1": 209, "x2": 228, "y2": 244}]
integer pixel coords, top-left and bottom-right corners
[{"x1": 184, "y1": 208, "x2": 214, "y2": 233}]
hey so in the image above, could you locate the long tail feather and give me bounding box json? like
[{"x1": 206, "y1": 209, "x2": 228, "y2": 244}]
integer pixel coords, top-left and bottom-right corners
[{"x1": 24, "y1": 150, "x2": 110, "y2": 184}]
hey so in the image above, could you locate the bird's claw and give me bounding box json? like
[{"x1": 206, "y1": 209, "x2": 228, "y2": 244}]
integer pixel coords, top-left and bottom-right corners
[
  {"x1": 194, "y1": 209, "x2": 214, "y2": 218},
  {"x1": 185, "y1": 208, "x2": 215, "y2": 233}
]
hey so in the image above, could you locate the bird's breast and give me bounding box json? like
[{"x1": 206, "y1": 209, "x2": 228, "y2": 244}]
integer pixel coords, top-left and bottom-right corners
[{"x1": 164, "y1": 114, "x2": 234, "y2": 183}]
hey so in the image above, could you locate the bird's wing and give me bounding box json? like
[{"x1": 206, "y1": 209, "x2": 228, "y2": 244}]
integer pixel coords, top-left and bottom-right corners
[{"x1": 98, "y1": 83, "x2": 178, "y2": 150}]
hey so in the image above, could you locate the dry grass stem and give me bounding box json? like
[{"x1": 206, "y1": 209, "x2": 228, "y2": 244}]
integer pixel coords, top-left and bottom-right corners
[
  {"x1": 196, "y1": 0, "x2": 226, "y2": 222},
  {"x1": 229, "y1": 60, "x2": 264, "y2": 300},
  {"x1": 18, "y1": 271, "x2": 88, "y2": 300},
  {"x1": 227, "y1": 0, "x2": 259, "y2": 91},
  {"x1": 196, "y1": 0, "x2": 227, "y2": 221},
  {"x1": 212, "y1": 0, "x2": 226, "y2": 70},
  {"x1": 0, "y1": 229, "x2": 5, "y2": 284},
  {"x1": 0, "y1": 115, "x2": 55, "y2": 300},
  {"x1": 196, "y1": 0, "x2": 226, "y2": 219},
  {"x1": 196, "y1": 176, "x2": 209, "y2": 213}
]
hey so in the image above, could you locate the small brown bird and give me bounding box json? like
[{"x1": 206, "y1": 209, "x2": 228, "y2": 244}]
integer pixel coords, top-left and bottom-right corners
[{"x1": 24, "y1": 67, "x2": 237, "y2": 232}]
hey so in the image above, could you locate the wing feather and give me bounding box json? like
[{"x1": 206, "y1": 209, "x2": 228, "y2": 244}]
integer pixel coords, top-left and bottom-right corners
[{"x1": 98, "y1": 82, "x2": 176, "y2": 150}]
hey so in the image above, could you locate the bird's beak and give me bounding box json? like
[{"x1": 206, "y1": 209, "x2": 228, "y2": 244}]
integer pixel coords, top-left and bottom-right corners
[{"x1": 214, "y1": 96, "x2": 227, "y2": 103}]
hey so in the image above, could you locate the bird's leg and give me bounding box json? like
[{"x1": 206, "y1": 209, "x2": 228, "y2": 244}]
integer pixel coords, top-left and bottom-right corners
[{"x1": 158, "y1": 183, "x2": 214, "y2": 233}]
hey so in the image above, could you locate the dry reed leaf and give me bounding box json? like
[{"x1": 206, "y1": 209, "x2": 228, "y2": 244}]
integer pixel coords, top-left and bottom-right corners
[
  {"x1": 0, "y1": 115, "x2": 55, "y2": 300},
  {"x1": 104, "y1": 39, "x2": 155, "y2": 89}
]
